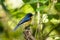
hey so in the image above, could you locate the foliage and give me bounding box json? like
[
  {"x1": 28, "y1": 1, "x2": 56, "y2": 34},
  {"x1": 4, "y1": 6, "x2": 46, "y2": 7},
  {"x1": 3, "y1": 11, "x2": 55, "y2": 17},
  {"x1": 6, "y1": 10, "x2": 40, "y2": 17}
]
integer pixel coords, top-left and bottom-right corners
[{"x1": 0, "y1": 0, "x2": 60, "y2": 40}]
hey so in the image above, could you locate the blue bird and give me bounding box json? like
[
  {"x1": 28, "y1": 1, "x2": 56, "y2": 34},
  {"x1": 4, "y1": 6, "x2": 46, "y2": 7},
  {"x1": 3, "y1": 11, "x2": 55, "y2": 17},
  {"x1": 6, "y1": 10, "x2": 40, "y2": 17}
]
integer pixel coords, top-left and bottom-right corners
[{"x1": 14, "y1": 13, "x2": 33, "y2": 31}]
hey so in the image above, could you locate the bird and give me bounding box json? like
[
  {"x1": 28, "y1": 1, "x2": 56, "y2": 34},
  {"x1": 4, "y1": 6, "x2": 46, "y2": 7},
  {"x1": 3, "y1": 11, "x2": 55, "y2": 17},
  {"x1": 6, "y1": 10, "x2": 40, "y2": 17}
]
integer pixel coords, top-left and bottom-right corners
[{"x1": 14, "y1": 13, "x2": 33, "y2": 31}]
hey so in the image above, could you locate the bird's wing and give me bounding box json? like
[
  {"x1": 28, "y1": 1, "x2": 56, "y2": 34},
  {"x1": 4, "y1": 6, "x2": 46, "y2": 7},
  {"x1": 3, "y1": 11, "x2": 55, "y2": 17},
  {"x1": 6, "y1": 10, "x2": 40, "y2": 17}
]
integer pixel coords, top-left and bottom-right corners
[{"x1": 14, "y1": 16, "x2": 31, "y2": 31}]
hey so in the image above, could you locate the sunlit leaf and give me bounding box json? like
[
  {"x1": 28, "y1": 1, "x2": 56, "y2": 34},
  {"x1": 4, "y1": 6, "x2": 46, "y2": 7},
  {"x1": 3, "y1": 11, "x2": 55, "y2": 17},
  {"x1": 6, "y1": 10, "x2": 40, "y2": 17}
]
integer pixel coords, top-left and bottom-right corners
[
  {"x1": 21, "y1": 4, "x2": 34, "y2": 13},
  {"x1": 50, "y1": 18, "x2": 60, "y2": 25}
]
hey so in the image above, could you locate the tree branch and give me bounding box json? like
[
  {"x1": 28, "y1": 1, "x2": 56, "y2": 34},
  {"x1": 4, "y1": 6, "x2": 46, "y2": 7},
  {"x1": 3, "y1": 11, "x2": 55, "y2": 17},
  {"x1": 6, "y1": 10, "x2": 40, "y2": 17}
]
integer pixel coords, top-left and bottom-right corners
[{"x1": 24, "y1": 25, "x2": 35, "y2": 40}]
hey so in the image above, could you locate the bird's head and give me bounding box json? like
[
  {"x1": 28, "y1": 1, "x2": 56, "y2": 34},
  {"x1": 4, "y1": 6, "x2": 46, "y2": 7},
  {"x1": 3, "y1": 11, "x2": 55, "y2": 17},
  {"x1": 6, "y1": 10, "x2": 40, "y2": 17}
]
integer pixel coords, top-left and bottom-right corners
[{"x1": 26, "y1": 13, "x2": 33, "y2": 17}]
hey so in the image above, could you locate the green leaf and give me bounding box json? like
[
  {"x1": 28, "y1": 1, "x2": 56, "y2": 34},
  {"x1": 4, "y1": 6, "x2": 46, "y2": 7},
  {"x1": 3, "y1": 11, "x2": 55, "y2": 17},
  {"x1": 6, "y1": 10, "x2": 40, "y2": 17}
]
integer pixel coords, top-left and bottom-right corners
[
  {"x1": 22, "y1": 0, "x2": 30, "y2": 3},
  {"x1": 55, "y1": 3, "x2": 60, "y2": 12},
  {"x1": 36, "y1": 5, "x2": 47, "y2": 11},
  {"x1": 39, "y1": 0, "x2": 48, "y2": 4},
  {"x1": 48, "y1": 14, "x2": 59, "y2": 20},
  {"x1": 29, "y1": 0, "x2": 38, "y2": 4},
  {"x1": 23, "y1": 0, "x2": 39, "y2": 4},
  {"x1": 21, "y1": 4, "x2": 34, "y2": 13},
  {"x1": 23, "y1": 0, "x2": 48, "y2": 4}
]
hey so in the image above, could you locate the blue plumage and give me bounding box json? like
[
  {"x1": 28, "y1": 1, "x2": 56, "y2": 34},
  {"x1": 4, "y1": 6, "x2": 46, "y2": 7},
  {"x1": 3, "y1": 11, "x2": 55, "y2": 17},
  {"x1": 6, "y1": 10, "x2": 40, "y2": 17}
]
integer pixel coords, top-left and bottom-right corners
[{"x1": 14, "y1": 13, "x2": 33, "y2": 31}]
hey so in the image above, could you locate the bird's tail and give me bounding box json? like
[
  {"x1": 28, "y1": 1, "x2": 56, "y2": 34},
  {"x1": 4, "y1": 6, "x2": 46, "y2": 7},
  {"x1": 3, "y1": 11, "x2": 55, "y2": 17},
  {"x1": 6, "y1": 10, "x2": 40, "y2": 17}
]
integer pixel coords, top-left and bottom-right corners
[
  {"x1": 13, "y1": 23, "x2": 22, "y2": 31},
  {"x1": 14, "y1": 25, "x2": 19, "y2": 31}
]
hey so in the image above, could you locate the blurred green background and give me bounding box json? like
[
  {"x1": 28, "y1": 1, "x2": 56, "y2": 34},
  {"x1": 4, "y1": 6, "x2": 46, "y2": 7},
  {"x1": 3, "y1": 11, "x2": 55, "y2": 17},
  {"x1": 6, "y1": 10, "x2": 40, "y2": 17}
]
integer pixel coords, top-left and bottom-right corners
[{"x1": 0, "y1": 0, "x2": 60, "y2": 40}]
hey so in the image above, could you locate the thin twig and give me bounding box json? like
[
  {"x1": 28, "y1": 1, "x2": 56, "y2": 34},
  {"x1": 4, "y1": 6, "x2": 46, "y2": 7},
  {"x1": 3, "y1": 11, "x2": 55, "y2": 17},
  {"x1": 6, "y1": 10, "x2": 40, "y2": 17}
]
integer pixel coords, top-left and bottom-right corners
[{"x1": 45, "y1": 23, "x2": 60, "y2": 40}]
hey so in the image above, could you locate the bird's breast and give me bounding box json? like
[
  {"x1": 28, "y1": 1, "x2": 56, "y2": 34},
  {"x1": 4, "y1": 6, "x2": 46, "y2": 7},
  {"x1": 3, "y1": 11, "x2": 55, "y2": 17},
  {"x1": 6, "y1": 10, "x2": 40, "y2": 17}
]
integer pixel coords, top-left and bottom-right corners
[{"x1": 22, "y1": 20, "x2": 31, "y2": 28}]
